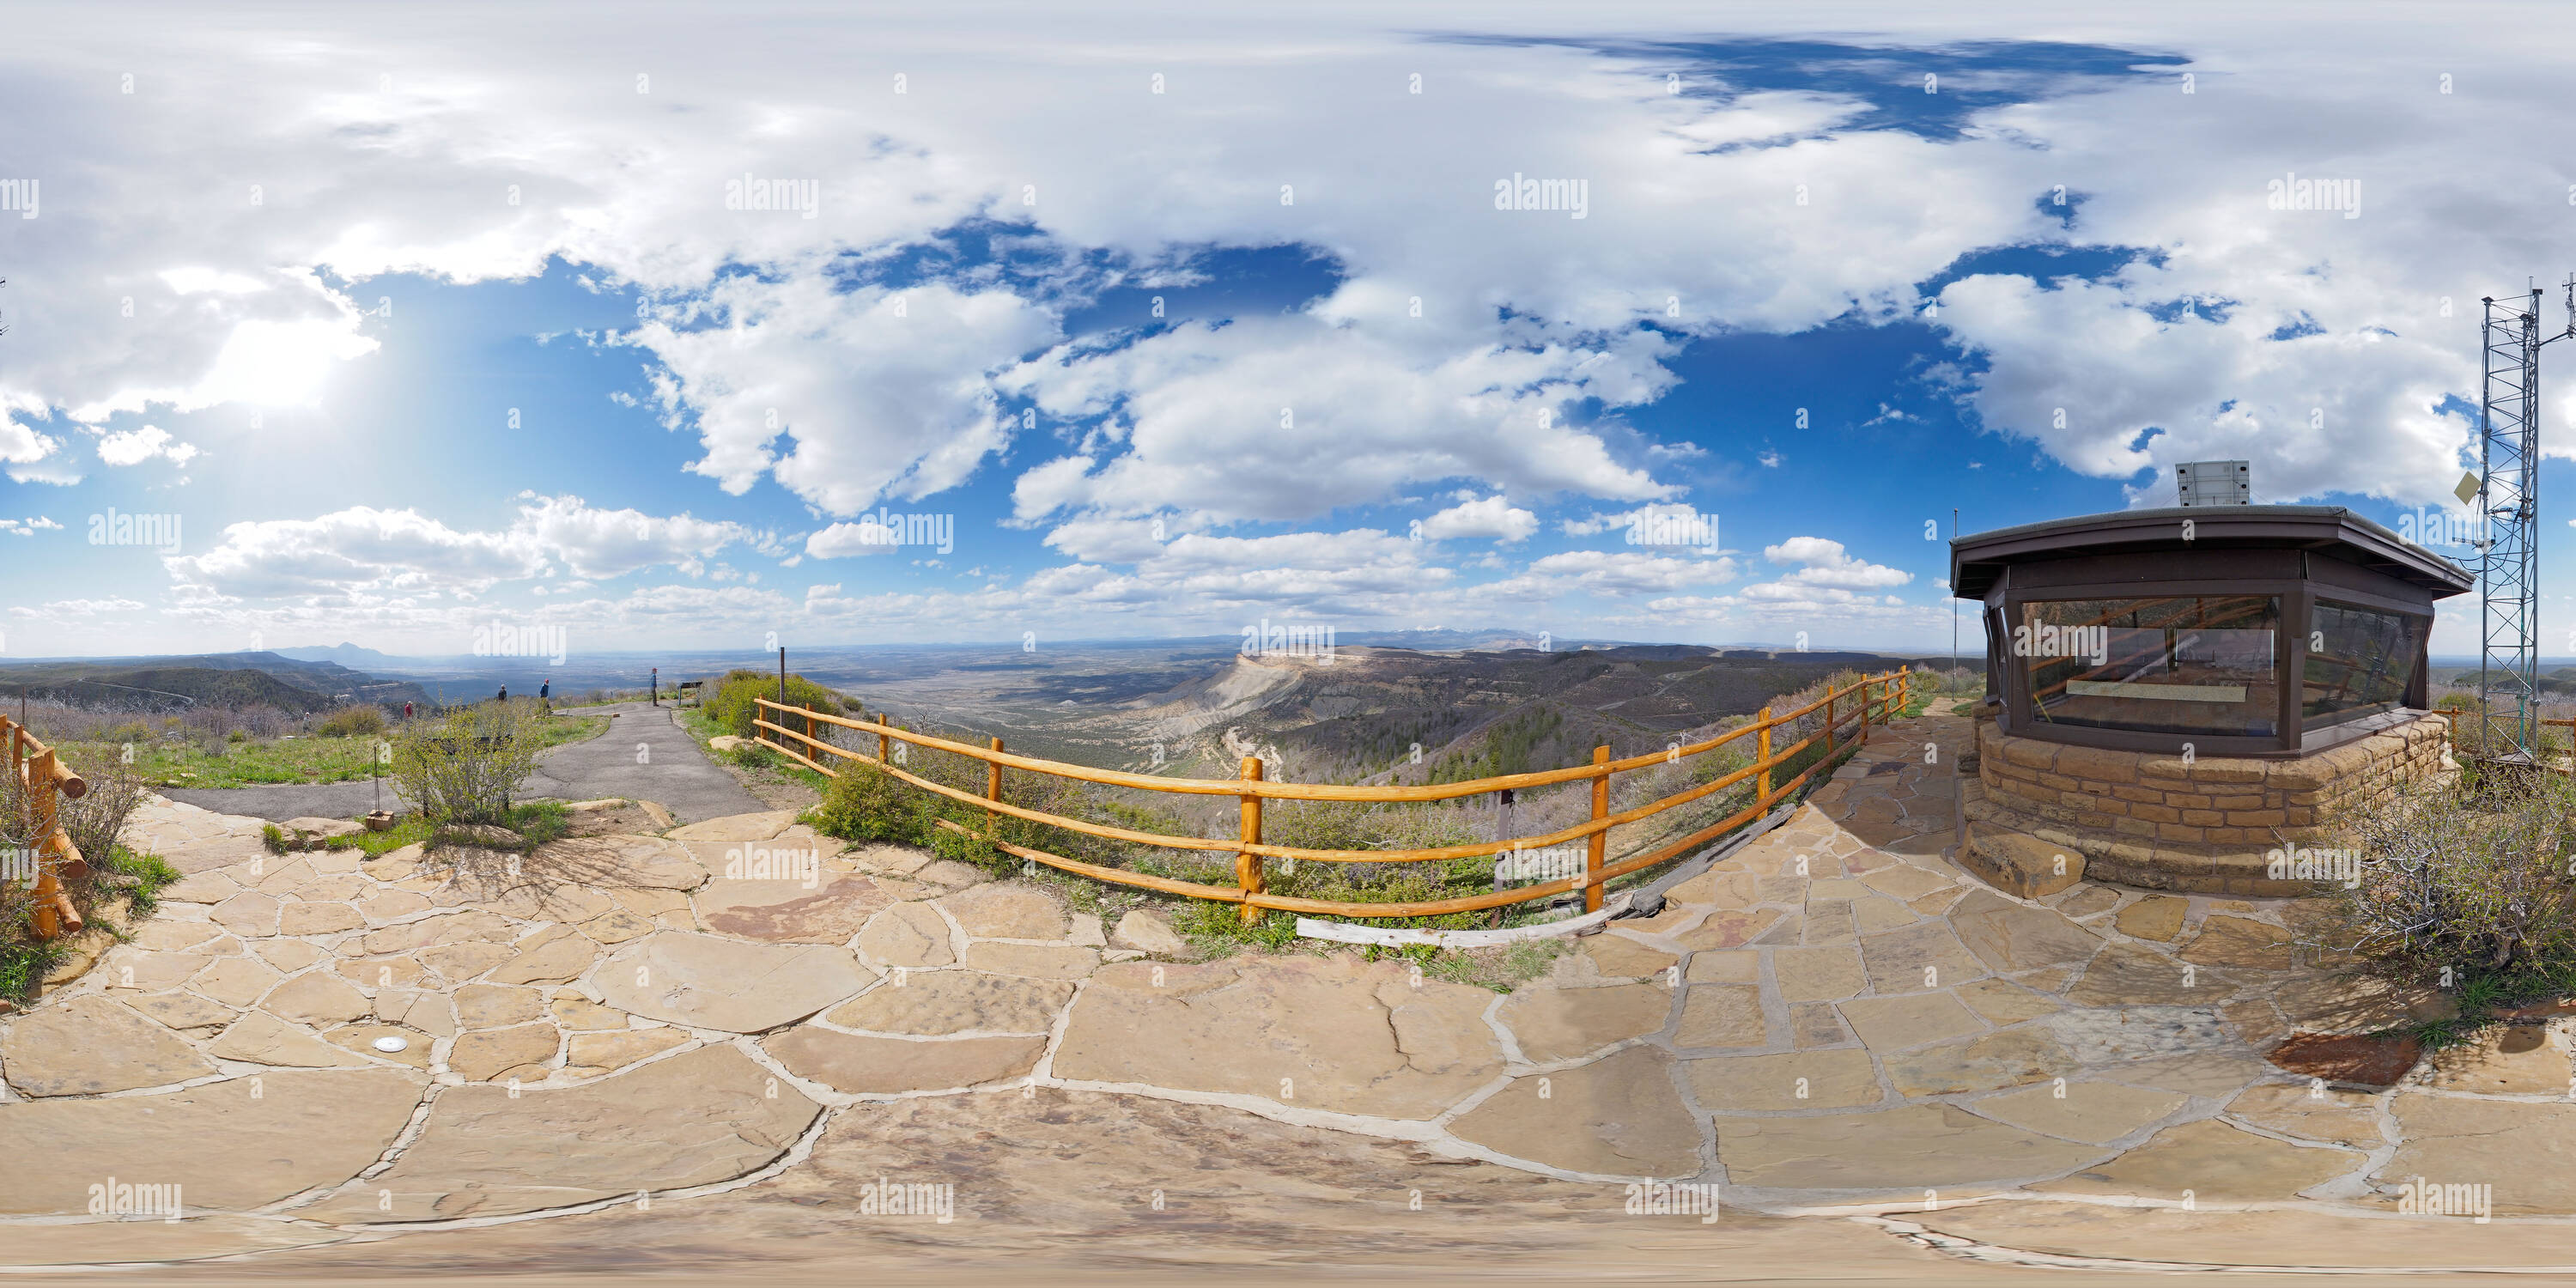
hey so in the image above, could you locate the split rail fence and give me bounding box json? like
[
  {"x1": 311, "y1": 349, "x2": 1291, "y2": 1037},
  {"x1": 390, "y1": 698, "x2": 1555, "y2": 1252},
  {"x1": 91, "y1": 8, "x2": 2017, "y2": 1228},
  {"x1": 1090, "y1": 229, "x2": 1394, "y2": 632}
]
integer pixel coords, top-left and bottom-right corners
[
  {"x1": 2, "y1": 714, "x2": 89, "y2": 940},
  {"x1": 756, "y1": 667, "x2": 1911, "y2": 922}
]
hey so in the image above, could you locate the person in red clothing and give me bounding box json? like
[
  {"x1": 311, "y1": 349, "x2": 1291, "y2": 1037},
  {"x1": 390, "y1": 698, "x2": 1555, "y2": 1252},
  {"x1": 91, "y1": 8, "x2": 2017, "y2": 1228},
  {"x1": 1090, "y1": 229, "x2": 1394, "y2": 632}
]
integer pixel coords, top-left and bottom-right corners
[{"x1": 404, "y1": 701, "x2": 414, "y2": 720}]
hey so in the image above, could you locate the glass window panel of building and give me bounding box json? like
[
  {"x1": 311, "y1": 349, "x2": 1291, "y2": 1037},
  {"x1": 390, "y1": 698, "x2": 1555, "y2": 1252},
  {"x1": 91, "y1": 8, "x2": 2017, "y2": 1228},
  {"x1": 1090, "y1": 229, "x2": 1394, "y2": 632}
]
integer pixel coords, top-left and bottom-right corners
[
  {"x1": 2303, "y1": 600, "x2": 2426, "y2": 728},
  {"x1": 2020, "y1": 596, "x2": 2281, "y2": 736}
]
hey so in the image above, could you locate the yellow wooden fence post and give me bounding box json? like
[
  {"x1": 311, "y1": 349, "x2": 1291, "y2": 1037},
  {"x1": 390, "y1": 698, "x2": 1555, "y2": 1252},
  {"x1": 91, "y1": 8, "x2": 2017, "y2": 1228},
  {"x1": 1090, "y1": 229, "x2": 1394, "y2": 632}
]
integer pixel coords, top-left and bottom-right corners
[
  {"x1": 987, "y1": 737, "x2": 1005, "y2": 820},
  {"x1": 1584, "y1": 744, "x2": 1610, "y2": 914},
  {"x1": 27, "y1": 748, "x2": 78, "y2": 940},
  {"x1": 1756, "y1": 706, "x2": 1774, "y2": 805},
  {"x1": 876, "y1": 713, "x2": 890, "y2": 765},
  {"x1": 1236, "y1": 756, "x2": 1266, "y2": 923}
]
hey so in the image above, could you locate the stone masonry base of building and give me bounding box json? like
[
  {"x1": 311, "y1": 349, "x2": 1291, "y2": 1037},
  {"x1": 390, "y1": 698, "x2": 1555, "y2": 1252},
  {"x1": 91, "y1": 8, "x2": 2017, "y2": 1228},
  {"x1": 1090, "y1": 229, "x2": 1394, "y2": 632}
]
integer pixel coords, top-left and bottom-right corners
[{"x1": 1959, "y1": 712, "x2": 2454, "y2": 898}]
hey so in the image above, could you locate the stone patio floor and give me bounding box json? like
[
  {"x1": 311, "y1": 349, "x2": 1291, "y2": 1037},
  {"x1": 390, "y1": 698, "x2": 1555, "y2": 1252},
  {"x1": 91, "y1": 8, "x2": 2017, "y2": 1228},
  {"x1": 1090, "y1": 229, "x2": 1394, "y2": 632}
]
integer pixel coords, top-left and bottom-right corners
[{"x1": 3, "y1": 714, "x2": 2569, "y2": 1275}]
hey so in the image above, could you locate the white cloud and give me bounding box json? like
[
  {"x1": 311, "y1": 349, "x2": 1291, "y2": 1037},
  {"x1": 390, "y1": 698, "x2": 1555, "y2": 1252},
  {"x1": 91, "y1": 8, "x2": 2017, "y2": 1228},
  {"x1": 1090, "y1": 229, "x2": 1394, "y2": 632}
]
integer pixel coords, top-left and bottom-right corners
[
  {"x1": 159, "y1": 267, "x2": 269, "y2": 295},
  {"x1": 167, "y1": 495, "x2": 759, "y2": 599},
  {"x1": 511, "y1": 493, "x2": 750, "y2": 579},
  {"x1": 97, "y1": 424, "x2": 199, "y2": 467},
  {"x1": 12, "y1": 597, "x2": 145, "y2": 617},
  {"x1": 626, "y1": 276, "x2": 1054, "y2": 515},
  {"x1": 1419, "y1": 495, "x2": 1538, "y2": 543},
  {"x1": 1761, "y1": 536, "x2": 1913, "y2": 592},
  {"x1": 1932, "y1": 274, "x2": 2465, "y2": 505},
  {"x1": 6, "y1": 7, "x2": 2570, "y2": 653},
  {"x1": 805, "y1": 522, "x2": 898, "y2": 559},
  {"x1": 1005, "y1": 315, "x2": 1679, "y2": 526},
  {"x1": 1512, "y1": 550, "x2": 1740, "y2": 595}
]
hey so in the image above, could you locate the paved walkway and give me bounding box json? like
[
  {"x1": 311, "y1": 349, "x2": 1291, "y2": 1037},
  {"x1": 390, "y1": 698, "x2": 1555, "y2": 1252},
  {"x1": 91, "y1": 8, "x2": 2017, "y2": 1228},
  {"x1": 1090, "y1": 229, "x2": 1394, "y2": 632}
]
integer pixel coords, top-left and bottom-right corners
[
  {"x1": 163, "y1": 702, "x2": 761, "y2": 825},
  {"x1": 0, "y1": 714, "x2": 2561, "y2": 1276}
]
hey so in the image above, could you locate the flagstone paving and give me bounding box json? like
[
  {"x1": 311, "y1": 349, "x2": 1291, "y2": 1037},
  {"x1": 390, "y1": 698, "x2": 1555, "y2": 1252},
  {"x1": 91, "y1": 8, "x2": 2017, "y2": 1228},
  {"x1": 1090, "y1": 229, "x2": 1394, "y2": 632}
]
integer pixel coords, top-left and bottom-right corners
[{"x1": 3, "y1": 715, "x2": 2567, "y2": 1273}]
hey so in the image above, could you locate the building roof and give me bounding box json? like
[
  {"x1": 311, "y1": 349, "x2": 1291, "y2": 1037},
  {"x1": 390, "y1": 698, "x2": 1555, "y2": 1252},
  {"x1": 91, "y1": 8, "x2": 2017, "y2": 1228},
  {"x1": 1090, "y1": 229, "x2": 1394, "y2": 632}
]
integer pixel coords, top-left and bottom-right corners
[{"x1": 1948, "y1": 505, "x2": 2475, "y2": 600}]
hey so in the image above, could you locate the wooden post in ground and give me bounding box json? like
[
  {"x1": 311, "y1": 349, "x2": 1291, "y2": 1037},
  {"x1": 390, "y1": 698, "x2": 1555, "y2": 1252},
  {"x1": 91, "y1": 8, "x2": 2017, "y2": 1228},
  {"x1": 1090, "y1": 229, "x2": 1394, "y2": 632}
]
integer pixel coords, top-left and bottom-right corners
[
  {"x1": 1860, "y1": 677, "x2": 1874, "y2": 746},
  {"x1": 1584, "y1": 744, "x2": 1610, "y2": 914},
  {"x1": 1756, "y1": 707, "x2": 1774, "y2": 806},
  {"x1": 1236, "y1": 756, "x2": 1266, "y2": 923},
  {"x1": 27, "y1": 747, "x2": 80, "y2": 939},
  {"x1": 1825, "y1": 689, "x2": 1837, "y2": 758},
  {"x1": 987, "y1": 738, "x2": 1005, "y2": 819}
]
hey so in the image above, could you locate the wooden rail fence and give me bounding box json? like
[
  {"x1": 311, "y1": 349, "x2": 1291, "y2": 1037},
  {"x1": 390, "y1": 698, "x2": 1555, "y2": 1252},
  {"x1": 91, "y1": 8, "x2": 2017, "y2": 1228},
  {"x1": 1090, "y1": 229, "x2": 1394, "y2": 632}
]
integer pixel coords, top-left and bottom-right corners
[
  {"x1": 2443, "y1": 711, "x2": 2576, "y2": 769},
  {"x1": 2, "y1": 714, "x2": 89, "y2": 940},
  {"x1": 755, "y1": 666, "x2": 1912, "y2": 922}
]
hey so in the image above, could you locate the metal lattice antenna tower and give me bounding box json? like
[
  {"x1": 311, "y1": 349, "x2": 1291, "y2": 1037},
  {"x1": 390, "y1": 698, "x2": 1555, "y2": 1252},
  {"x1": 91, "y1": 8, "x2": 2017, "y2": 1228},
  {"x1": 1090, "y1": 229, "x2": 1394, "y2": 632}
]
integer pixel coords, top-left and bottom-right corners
[{"x1": 2476, "y1": 282, "x2": 2573, "y2": 763}]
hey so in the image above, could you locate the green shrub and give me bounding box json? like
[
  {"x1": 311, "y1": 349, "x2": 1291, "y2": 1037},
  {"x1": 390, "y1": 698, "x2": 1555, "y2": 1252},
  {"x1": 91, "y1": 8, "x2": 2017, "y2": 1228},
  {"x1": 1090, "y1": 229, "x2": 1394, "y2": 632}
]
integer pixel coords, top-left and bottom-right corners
[
  {"x1": 262, "y1": 823, "x2": 289, "y2": 854},
  {"x1": 931, "y1": 824, "x2": 1014, "y2": 875},
  {"x1": 808, "y1": 761, "x2": 938, "y2": 845},
  {"x1": 390, "y1": 702, "x2": 543, "y2": 825},
  {"x1": 2326, "y1": 769, "x2": 2576, "y2": 977},
  {"x1": 704, "y1": 669, "x2": 848, "y2": 742},
  {"x1": 53, "y1": 764, "x2": 147, "y2": 882},
  {"x1": 317, "y1": 705, "x2": 388, "y2": 738}
]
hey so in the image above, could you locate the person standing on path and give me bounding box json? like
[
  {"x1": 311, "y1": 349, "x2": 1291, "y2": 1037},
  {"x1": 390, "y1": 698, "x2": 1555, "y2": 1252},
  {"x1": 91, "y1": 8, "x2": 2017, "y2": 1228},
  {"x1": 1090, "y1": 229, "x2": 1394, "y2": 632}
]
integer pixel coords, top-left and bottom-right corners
[
  {"x1": 497, "y1": 684, "x2": 507, "y2": 705},
  {"x1": 540, "y1": 679, "x2": 550, "y2": 710},
  {"x1": 651, "y1": 666, "x2": 659, "y2": 706},
  {"x1": 404, "y1": 701, "x2": 413, "y2": 721}
]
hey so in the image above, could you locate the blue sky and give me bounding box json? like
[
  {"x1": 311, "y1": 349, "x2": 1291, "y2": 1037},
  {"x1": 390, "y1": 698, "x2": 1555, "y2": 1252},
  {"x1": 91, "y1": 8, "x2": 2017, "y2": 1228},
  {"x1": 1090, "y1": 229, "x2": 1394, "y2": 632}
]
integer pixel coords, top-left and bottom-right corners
[{"x1": 0, "y1": 6, "x2": 2558, "y2": 659}]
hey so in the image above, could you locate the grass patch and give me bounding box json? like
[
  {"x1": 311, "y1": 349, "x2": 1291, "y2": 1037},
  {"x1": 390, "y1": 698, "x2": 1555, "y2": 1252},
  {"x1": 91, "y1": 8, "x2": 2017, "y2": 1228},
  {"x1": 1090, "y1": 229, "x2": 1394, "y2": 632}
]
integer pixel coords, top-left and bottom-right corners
[
  {"x1": 0, "y1": 935, "x2": 67, "y2": 1006},
  {"x1": 101, "y1": 847, "x2": 181, "y2": 920},
  {"x1": 60, "y1": 714, "x2": 605, "y2": 789},
  {"x1": 266, "y1": 813, "x2": 435, "y2": 857},
  {"x1": 2405, "y1": 962, "x2": 2576, "y2": 1052},
  {"x1": 427, "y1": 800, "x2": 569, "y2": 854},
  {"x1": 321, "y1": 815, "x2": 433, "y2": 858}
]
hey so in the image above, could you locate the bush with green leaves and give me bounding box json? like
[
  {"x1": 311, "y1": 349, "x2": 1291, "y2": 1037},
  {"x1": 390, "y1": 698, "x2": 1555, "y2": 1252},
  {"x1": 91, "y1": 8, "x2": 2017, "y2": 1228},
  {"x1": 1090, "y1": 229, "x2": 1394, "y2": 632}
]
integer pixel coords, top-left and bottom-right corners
[
  {"x1": 316, "y1": 705, "x2": 388, "y2": 738},
  {"x1": 1, "y1": 763, "x2": 173, "y2": 1003},
  {"x1": 2324, "y1": 769, "x2": 2576, "y2": 977},
  {"x1": 704, "y1": 668, "x2": 849, "y2": 743},
  {"x1": 808, "y1": 761, "x2": 939, "y2": 845},
  {"x1": 390, "y1": 701, "x2": 543, "y2": 825}
]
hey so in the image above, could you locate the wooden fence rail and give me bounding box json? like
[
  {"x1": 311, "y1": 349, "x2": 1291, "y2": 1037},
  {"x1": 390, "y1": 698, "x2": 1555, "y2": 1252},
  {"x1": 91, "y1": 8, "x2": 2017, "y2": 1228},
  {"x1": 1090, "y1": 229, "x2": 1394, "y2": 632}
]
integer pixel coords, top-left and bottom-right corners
[
  {"x1": 2443, "y1": 712, "x2": 2576, "y2": 769},
  {"x1": 2, "y1": 714, "x2": 89, "y2": 940},
  {"x1": 756, "y1": 667, "x2": 1911, "y2": 921}
]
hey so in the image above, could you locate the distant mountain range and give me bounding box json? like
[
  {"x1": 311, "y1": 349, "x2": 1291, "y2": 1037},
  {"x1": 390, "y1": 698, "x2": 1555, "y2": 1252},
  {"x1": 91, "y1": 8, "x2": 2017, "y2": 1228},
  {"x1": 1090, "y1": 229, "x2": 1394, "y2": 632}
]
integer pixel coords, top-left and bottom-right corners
[
  {"x1": 271, "y1": 642, "x2": 413, "y2": 667},
  {"x1": 0, "y1": 651, "x2": 438, "y2": 713}
]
